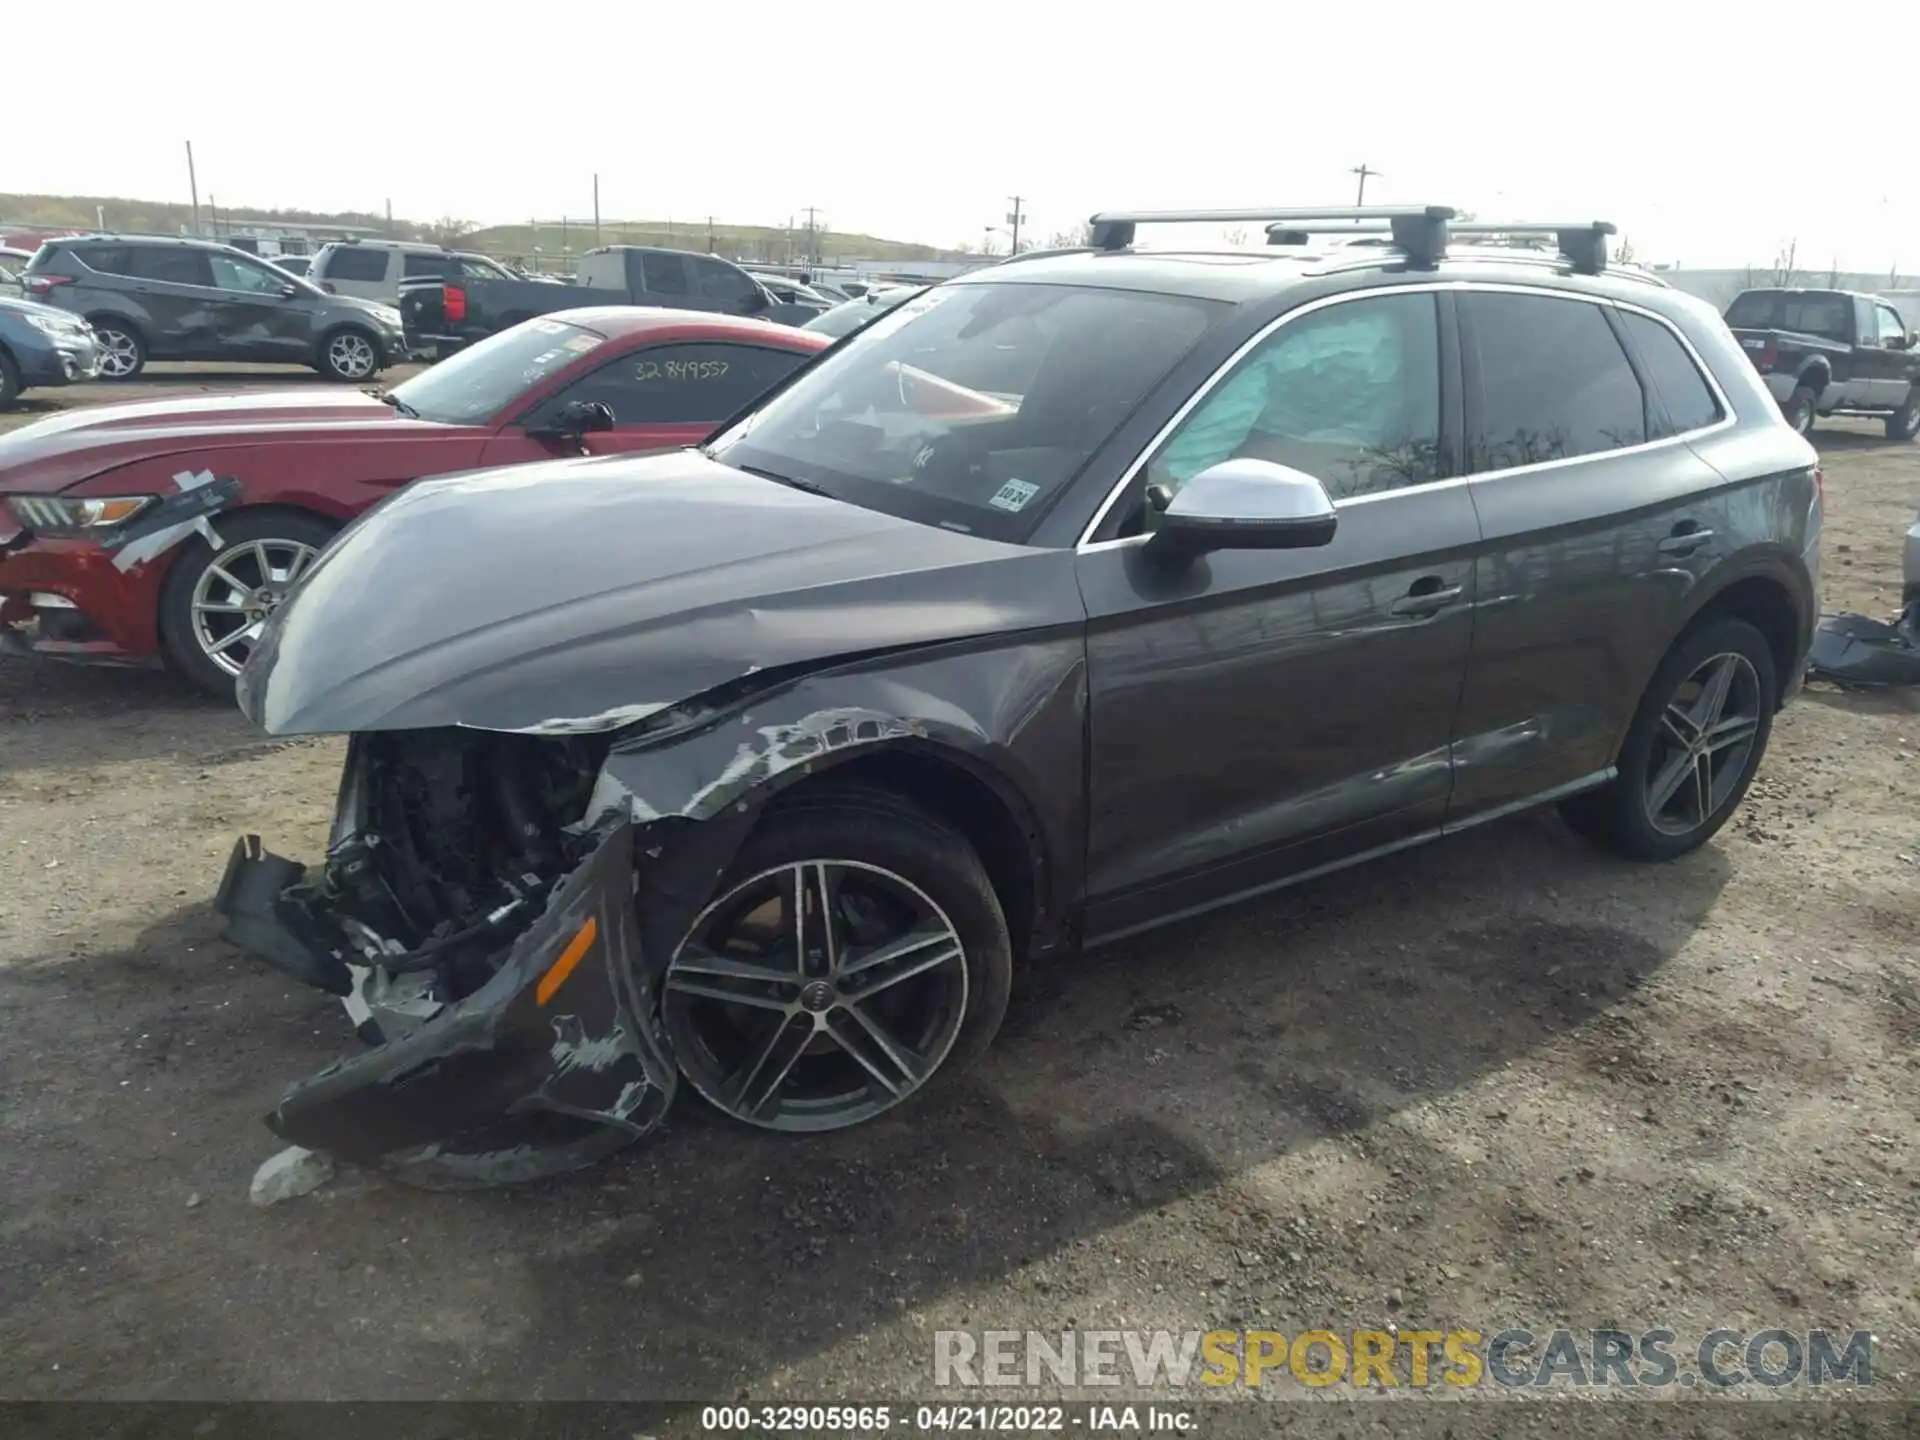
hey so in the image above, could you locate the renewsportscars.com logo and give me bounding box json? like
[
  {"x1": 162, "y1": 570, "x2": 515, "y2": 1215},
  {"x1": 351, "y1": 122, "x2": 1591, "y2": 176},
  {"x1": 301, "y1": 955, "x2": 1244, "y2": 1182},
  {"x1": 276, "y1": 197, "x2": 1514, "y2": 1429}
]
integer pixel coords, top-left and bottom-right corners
[{"x1": 933, "y1": 1327, "x2": 1875, "y2": 1392}]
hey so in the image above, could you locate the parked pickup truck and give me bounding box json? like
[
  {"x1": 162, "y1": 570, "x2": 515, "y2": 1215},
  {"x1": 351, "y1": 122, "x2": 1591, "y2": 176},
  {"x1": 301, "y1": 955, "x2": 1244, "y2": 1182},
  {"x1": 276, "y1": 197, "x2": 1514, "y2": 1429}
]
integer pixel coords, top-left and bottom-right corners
[
  {"x1": 1724, "y1": 287, "x2": 1920, "y2": 440},
  {"x1": 400, "y1": 245, "x2": 816, "y2": 355}
]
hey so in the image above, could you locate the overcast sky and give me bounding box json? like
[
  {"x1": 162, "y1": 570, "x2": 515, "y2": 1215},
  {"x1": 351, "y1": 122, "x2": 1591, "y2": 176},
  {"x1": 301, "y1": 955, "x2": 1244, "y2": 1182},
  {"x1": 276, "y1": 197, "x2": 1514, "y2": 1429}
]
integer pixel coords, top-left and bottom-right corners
[{"x1": 7, "y1": 1, "x2": 1911, "y2": 271}]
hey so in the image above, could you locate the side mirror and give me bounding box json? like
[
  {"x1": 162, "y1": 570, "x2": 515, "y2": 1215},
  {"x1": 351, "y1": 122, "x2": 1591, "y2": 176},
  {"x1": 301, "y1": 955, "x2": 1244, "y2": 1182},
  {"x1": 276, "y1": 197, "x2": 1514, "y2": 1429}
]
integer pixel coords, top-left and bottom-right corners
[
  {"x1": 532, "y1": 399, "x2": 616, "y2": 445},
  {"x1": 278, "y1": 283, "x2": 300, "y2": 299},
  {"x1": 1891, "y1": 332, "x2": 1914, "y2": 351},
  {"x1": 1146, "y1": 458, "x2": 1338, "y2": 559}
]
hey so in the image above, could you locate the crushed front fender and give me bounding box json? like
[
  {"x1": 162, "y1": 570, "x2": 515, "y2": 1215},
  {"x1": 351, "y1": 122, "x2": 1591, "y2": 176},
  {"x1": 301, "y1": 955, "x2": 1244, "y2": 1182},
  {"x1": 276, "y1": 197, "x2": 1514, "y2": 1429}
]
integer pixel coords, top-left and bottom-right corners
[{"x1": 266, "y1": 821, "x2": 676, "y2": 1187}]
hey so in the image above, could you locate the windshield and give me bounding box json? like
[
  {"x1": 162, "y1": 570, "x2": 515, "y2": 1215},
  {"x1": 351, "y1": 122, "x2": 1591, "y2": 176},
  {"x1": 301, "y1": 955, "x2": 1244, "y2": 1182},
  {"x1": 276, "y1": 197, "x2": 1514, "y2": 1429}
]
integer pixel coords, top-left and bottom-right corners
[
  {"x1": 802, "y1": 291, "x2": 914, "y2": 338},
  {"x1": 711, "y1": 281, "x2": 1223, "y2": 542},
  {"x1": 389, "y1": 317, "x2": 607, "y2": 424},
  {"x1": 1724, "y1": 291, "x2": 1851, "y2": 342}
]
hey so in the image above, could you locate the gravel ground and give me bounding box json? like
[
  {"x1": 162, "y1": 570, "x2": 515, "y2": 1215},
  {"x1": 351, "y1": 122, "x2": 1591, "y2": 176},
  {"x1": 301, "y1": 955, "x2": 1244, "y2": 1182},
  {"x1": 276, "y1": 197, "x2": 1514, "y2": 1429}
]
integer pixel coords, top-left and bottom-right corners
[{"x1": 1, "y1": 375, "x2": 1916, "y2": 1433}]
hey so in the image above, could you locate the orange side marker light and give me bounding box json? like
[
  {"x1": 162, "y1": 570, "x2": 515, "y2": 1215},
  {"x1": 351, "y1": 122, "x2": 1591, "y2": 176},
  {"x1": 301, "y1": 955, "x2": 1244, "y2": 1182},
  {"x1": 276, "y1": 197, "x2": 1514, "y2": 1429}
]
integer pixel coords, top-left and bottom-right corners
[{"x1": 536, "y1": 916, "x2": 599, "y2": 1007}]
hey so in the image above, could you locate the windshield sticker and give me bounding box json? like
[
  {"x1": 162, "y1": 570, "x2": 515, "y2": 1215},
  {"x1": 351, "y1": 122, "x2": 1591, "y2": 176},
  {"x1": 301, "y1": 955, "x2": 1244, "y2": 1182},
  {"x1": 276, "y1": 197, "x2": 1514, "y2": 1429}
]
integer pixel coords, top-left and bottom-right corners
[
  {"x1": 898, "y1": 289, "x2": 952, "y2": 319},
  {"x1": 636, "y1": 359, "x2": 730, "y2": 383},
  {"x1": 989, "y1": 478, "x2": 1040, "y2": 513},
  {"x1": 564, "y1": 334, "x2": 604, "y2": 354},
  {"x1": 532, "y1": 319, "x2": 570, "y2": 334}
]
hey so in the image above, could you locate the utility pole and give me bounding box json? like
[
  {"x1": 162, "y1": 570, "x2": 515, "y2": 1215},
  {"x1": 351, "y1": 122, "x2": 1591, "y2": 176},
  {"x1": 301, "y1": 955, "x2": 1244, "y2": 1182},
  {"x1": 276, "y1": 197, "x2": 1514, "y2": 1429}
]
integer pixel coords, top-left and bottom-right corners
[
  {"x1": 208, "y1": 194, "x2": 217, "y2": 239},
  {"x1": 1006, "y1": 196, "x2": 1025, "y2": 254},
  {"x1": 706, "y1": 215, "x2": 715, "y2": 254},
  {"x1": 385, "y1": 198, "x2": 393, "y2": 237},
  {"x1": 593, "y1": 174, "x2": 600, "y2": 247},
  {"x1": 1350, "y1": 163, "x2": 1378, "y2": 207},
  {"x1": 185, "y1": 140, "x2": 201, "y2": 235},
  {"x1": 802, "y1": 206, "x2": 821, "y2": 269}
]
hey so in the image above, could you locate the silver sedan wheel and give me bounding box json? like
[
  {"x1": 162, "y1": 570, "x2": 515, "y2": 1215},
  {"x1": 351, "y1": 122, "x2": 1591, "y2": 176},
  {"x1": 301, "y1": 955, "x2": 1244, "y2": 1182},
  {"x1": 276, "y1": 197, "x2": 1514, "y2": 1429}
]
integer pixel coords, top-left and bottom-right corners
[
  {"x1": 326, "y1": 331, "x2": 377, "y2": 380},
  {"x1": 663, "y1": 860, "x2": 969, "y2": 1132},
  {"x1": 189, "y1": 537, "x2": 320, "y2": 676},
  {"x1": 95, "y1": 328, "x2": 140, "y2": 378}
]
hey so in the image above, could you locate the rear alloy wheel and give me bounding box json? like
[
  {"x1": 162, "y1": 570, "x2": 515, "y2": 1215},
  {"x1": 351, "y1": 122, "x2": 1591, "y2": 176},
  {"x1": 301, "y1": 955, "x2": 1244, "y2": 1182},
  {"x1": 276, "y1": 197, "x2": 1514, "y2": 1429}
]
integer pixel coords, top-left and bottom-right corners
[
  {"x1": 1560, "y1": 618, "x2": 1776, "y2": 860},
  {"x1": 320, "y1": 327, "x2": 380, "y2": 382},
  {"x1": 91, "y1": 321, "x2": 146, "y2": 380},
  {"x1": 157, "y1": 510, "x2": 337, "y2": 695},
  {"x1": 1781, "y1": 385, "x2": 1817, "y2": 436},
  {"x1": 663, "y1": 790, "x2": 1011, "y2": 1133},
  {"x1": 1887, "y1": 389, "x2": 1920, "y2": 442}
]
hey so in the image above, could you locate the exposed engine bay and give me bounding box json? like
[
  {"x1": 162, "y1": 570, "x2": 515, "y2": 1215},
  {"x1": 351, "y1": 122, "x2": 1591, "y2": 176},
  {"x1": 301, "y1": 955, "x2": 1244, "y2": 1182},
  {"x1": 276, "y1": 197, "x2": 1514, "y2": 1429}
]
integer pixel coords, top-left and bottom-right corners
[{"x1": 216, "y1": 729, "x2": 682, "y2": 1187}]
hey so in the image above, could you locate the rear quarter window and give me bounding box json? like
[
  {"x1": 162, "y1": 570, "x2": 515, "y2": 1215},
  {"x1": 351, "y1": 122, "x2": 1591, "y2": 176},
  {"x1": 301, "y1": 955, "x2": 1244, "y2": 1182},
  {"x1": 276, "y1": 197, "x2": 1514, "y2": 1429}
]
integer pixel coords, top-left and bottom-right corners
[
  {"x1": 1619, "y1": 311, "x2": 1723, "y2": 437},
  {"x1": 319, "y1": 247, "x2": 390, "y2": 283}
]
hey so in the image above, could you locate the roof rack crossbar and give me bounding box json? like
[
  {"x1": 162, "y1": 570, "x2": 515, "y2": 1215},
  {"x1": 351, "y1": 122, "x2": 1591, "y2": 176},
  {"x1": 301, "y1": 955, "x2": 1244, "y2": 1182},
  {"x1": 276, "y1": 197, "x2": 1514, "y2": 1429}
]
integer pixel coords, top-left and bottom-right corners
[
  {"x1": 1090, "y1": 205, "x2": 1456, "y2": 267},
  {"x1": 1262, "y1": 217, "x2": 1619, "y2": 275}
]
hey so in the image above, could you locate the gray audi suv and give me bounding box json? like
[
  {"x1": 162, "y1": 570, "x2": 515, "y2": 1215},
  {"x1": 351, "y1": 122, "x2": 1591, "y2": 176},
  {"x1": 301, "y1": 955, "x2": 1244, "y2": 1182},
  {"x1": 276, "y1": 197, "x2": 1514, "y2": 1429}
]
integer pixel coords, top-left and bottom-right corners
[{"x1": 218, "y1": 205, "x2": 1822, "y2": 1184}]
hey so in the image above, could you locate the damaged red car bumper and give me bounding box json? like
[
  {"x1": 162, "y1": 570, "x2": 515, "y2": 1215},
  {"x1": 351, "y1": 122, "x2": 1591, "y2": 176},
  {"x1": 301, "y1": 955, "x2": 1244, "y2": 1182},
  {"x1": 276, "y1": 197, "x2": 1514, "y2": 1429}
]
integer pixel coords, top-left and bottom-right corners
[{"x1": 0, "y1": 478, "x2": 241, "y2": 665}]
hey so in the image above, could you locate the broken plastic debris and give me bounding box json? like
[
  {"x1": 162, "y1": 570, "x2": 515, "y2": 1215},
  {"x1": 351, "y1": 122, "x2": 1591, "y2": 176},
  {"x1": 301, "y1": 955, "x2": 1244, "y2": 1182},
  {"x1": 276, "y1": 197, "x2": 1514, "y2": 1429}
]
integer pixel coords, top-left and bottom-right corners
[
  {"x1": 1806, "y1": 604, "x2": 1920, "y2": 688},
  {"x1": 249, "y1": 1144, "x2": 335, "y2": 1206}
]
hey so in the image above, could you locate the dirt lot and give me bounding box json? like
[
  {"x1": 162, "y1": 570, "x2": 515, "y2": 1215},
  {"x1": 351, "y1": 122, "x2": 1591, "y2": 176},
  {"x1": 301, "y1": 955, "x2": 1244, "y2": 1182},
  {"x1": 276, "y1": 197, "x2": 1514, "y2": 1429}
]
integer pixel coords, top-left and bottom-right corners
[{"x1": 1, "y1": 372, "x2": 1916, "y2": 1430}]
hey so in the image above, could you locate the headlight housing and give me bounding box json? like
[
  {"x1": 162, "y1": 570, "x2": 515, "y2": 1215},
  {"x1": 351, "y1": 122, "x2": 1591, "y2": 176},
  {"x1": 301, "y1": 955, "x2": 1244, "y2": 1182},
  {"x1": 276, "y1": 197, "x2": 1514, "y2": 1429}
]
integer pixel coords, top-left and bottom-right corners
[
  {"x1": 5, "y1": 494, "x2": 156, "y2": 536},
  {"x1": 24, "y1": 313, "x2": 82, "y2": 338}
]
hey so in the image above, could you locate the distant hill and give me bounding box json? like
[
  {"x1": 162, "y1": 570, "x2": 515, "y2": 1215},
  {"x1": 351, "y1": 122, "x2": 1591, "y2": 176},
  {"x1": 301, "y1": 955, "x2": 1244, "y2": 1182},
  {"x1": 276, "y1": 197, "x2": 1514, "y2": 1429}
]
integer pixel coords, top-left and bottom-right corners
[{"x1": 1, "y1": 193, "x2": 956, "y2": 265}]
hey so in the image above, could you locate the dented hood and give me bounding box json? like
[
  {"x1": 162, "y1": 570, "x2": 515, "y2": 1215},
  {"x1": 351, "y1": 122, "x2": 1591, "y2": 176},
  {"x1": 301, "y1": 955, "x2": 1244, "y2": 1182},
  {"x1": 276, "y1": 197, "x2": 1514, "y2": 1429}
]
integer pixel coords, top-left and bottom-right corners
[
  {"x1": 0, "y1": 388, "x2": 415, "y2": 496},
  {"x1": 238, "y1": 449, "x2": 1079, "y2": 735}
]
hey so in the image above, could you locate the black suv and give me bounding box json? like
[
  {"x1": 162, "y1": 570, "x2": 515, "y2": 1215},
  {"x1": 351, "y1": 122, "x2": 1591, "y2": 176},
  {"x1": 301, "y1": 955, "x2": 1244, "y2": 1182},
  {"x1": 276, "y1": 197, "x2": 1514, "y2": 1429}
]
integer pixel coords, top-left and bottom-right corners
[
  {"x1": 221, "y1": 205, "x2": 1823, "y2": 1185},
  {"x1": 21, "y1": 235, "x2": 410, "y2": 382}
]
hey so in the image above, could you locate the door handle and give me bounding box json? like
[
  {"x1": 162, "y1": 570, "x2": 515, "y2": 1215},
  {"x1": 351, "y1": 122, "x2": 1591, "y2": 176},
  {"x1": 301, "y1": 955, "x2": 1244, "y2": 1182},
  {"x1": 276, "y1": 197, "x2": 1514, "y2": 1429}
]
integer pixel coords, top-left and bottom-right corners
[
  {"x1": 1390, "y1": 580, "x2": 1465, "y2": 617},
  {"x1": 1657, "y1": 526, "x2": 1715, "y2": 557}
]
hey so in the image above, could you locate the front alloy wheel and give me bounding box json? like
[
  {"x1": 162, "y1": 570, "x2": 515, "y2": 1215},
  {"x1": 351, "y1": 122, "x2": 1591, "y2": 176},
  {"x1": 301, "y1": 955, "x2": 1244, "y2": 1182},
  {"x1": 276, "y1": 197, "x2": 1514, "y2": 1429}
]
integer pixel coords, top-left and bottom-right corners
[
  {"x1": 323, "y1": 329, "x2": 379, "y2": 382},
  {"x1": 661, "y1": 787, "x2": 1012, "y2": 1133},
  {"x1": 666, "y1": 861, "x2": 969, "y2": 1130},
  {"x1": 190, "y1": 536, "x2": 321, "y2": 676}
]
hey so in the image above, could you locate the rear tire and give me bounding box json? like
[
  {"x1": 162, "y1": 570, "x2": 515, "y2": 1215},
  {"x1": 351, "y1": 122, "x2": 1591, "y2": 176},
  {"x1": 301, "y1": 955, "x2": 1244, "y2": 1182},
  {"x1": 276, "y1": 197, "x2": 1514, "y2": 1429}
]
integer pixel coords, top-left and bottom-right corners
[
  {"x1": 89, "y1": 318, "x2": 146, "y2": 380},
  {"x1": 1560, "y1": 618, "x2": 1776, "y2": 860},
  {"x1": 0, "y1": 348, "x2": 20, "y2": 408},
  {"x1": 1887, "y1": 387, "x2": 1920, "y2": 442},
  {"x1": 1781, "y1": 385, "x2": 1817, "y2": 435}
]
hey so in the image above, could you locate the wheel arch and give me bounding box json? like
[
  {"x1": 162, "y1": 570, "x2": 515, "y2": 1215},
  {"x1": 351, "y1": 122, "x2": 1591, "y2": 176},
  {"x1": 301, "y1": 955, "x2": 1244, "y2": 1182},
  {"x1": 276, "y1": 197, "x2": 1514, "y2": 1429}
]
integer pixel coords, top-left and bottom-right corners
[
  {"x1": 1673, "y1": 565, "x2": 1810, "y2": 708},
  {"x1": 1797, "y1": 357, "x2": 1832, "y2": 393},
  {"x1": 772, "y1": 742, "x2": 1051, "y2": 962}
]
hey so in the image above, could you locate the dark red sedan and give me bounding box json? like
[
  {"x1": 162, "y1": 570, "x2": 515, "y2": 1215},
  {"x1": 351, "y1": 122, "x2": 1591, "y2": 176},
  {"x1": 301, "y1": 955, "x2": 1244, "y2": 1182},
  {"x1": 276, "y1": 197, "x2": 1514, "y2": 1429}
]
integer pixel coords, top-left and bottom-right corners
[{"x1": 0, "y1": 308, "x2": 827, "y2": 692}]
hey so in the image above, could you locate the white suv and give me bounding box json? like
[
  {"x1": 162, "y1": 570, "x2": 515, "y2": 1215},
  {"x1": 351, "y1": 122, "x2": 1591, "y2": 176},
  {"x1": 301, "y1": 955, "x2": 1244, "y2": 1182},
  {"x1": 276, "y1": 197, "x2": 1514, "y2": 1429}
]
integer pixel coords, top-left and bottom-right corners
[{"x1": 308, "y1": 240, "x2": 516, "y2": 304}]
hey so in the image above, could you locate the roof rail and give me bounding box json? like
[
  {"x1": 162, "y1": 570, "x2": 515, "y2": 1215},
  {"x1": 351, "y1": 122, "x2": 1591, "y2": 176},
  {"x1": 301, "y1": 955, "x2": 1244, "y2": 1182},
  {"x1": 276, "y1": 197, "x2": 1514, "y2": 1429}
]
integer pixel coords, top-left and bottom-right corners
[{"x1": 1090, "y1": 205, "x2": 1457, "y2": 267}]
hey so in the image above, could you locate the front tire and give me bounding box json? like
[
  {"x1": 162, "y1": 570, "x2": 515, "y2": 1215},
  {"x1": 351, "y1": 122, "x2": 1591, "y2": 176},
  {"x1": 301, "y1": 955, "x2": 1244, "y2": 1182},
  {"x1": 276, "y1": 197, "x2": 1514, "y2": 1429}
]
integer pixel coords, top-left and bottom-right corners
[
  {"x1": 318, "y1": 326, "x2": 381, "y2": 383},
  {"x1": 662, "y1": 786, "x2": 1012, "y2": 1134},
  {"x1": 89, "y1": 319, "x2": 146, "y2": 380},
  {"x1": 157, "y1": 509, "x2": 337, "y2": 696},
  {"x1": 1781, "y1": 385, "x2": 1817, "y2": 436},
  {"x1": 1560, "y1": 618, "x2": 1776, "y2": 860},
  {"x1": 0, "y1": 348, "x2": 19, "y2": 408},
  {"x1": 1887, "y1": 387, "x2": 1920, "y2": 442}
]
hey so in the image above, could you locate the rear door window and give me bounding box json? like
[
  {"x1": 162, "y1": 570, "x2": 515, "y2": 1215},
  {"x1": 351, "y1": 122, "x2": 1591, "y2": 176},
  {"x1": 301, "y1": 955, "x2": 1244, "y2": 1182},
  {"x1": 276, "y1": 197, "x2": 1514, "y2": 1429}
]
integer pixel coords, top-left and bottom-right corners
[
  {"x1": 546, "y1": 342, "x2": 812, "y2": 425},
  {"x1": 321, "y1": 247, "x2": 390, "y2": 283},
  {"x1": 1462, "y1": 292, "x2": 1647, "y2": 471},
  {"x1": 1618, "y1": 311, "x2": 1722, "y2": 437},
  {"x1": 128, "y1": 247, "x2": 215, "y2": 287},
  {"x1": 638, "y1": 252, "x2": 691, "y2": 297},
  {"x1": 402, "y1": 253, "x2": 451, "y2": 279},
  {"x1": 690, "y1": 256, "x2": 761, "y2": 308}
]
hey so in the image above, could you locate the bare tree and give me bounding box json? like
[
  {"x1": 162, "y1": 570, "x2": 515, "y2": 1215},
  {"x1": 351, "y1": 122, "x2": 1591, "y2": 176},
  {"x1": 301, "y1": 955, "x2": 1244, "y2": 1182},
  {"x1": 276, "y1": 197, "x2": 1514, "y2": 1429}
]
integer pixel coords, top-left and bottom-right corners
[
  {"x1": 1222, "y1": 225, "x2": 1251, "y2": 246},
  {"x1": 426, "y1": 215, "x2": 479, "y2": 246}
]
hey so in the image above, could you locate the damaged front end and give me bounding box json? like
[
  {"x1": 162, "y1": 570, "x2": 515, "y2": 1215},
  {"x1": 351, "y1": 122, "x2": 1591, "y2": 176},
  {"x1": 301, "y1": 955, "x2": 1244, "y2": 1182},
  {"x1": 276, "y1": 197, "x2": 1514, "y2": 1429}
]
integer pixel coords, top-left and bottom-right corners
[{"x1": 215, "y1": 729, "x2": 678, "y2": 1187}]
